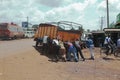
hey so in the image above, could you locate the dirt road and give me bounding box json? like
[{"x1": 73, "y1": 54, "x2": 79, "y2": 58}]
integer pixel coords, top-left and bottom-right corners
[
  {"x1": 0, "y1": 39, "x2": 35, "y2": 58},
  {"x1": 0, "y1": 39, "x2": 120, "y2": 80}
]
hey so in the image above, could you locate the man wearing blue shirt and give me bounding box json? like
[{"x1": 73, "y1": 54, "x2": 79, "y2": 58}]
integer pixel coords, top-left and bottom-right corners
[{"x1": 86, "y1": 37, "x2": 94, "y2": 60}]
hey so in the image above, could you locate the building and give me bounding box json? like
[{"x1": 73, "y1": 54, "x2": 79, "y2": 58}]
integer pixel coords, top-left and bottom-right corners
[
  {"x1": 103, "y1": 13, "x2": 120, "y2": 44},
  {"x1": 22, "y1": 21, "x2": 38, "y2": 38},
  {"x1": 115, "y1": 13, "x2": 120, "y2": 28},
  {"x1": 91, "y1": 31, "x2": 105, "y2": 47},
  {"x1": 23, "y1": 27, "x2": 35, "y2": 38}
]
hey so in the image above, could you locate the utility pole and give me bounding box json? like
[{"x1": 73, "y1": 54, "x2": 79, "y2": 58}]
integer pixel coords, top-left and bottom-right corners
[
  {"x1": 27, "y1": 16, "x2": 29, "y2": 27},
  {"x1": 106, "y1": 0, "x2": 109, "y2": 28},
  {"x1": 100, "y1": 16, "x2": 104, "y2": 30}
]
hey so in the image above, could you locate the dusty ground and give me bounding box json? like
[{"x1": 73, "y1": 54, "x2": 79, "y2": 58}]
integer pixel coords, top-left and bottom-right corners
[{"x1": 0, "y1": 39, "x2": 120, "y2": 80}]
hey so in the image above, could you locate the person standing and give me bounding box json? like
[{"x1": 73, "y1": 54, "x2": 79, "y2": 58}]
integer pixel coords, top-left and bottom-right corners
[
  {"x1": 52, "y1": 38, "x2": 61, "y2": 61},
  {"x1": 86, "y1": 37, "x2": 95, "y2": 60},
  {"x1": 117, "y1": 37, "x2": 120, "y2": 48},
  {"x1": 42, "y1": 35, "x2": 48, "y2": 53},
  {"x1": 74, "y1": 39, "x2": 85, "y2": 61}
]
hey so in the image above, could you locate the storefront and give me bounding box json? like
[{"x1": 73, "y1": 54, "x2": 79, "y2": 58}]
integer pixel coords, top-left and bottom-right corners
[
  {"x1": 104, "y1": 28, "x2": 120, "y2": 45},
  {"x1": 92, "y1": 31, "x2": 105, "y2": 47}
]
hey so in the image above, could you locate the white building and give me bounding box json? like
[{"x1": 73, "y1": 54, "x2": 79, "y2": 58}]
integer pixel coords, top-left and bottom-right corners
[{"x1": 23, "y1": 27, "x2": 35, "y2": 38}]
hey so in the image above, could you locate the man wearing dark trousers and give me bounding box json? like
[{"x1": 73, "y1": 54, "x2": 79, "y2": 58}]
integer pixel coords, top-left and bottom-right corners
[{"x1": 74, "y1": 39, "x2": 85, "y2": 61}]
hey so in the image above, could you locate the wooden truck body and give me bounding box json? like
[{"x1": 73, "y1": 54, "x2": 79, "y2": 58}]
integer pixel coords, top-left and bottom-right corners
[{"x1": 34, "y1": 22, "x2": 82, "y2": 42}]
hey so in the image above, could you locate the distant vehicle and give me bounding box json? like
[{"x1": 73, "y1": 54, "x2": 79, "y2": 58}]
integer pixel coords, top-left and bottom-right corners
[
  {"x1": 23, "y1": 27, "x2": 36, "y2": 38},
  {"x1": 34, "y1": 21, "x2": 83, "y2": 42},
  {"x1": 0, "y1": 23, "x2": 24, "y2": 39}
]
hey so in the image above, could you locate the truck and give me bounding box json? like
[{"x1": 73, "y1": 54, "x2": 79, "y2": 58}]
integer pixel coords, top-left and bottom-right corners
[
  {"x1": 34, "y1": 21, "x2": 83, "y2": 43},
  {"x1": 0, "y1": 23, "x2": 24, "y2": 39}
]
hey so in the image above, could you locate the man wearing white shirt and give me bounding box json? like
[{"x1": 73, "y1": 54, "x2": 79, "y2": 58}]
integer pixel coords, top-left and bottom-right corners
[
  {"x1": 42, "y1": 35, "x2": 48, "y2": 53},
  {"x1": 104, "y1": 35, "x2": 111, "y2": 55},
  {"x1": 53, "y1": 38, "x2": 59, "y2": 45},
  {"x1": 52, "y1": 38, "x2": 61, "y2": 61}
]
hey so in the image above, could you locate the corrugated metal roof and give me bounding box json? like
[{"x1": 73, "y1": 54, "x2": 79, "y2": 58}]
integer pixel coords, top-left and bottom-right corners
[
  {"x1": 104, "y1": 28, "x2": 120, "y2": 32},
  {"x1": 91, "y1": 31, "x2": 104, "y2": 34}
]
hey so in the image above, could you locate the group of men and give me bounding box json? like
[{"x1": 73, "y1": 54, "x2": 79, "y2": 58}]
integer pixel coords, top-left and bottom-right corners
[
  {"x1": 104, "y1": 34, "x2": 120, "y2": 55},
  {"x1": 51, "y1": 37, "x2": 95, "y2": 62},
  {"x1": 35, "y1": 33, "x2": 120, "y2": 62},
  {"x1": 35, "y1": 35, "x2": 95, "y2": 62}
]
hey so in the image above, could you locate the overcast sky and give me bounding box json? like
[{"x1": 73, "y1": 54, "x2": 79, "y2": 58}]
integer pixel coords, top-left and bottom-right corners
[{"x1": 0, "y1": 0, "x2": 120, "y2": 30}]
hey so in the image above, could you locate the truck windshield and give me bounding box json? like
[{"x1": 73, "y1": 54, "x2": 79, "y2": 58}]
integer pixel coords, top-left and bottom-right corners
[{"x1": 0, "y1": 24, "x2": 7, "y2": 30}]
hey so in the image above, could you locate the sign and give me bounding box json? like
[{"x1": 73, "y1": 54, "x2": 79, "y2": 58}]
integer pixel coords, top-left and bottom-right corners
[{"x1": 22, "y1": 22, "x2": 28, "y2": 27}]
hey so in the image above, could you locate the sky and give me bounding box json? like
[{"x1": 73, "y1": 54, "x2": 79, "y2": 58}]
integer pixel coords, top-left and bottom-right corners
[{"x1": 0, "y1": 0, "x2": 120, "y2": 31}]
